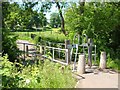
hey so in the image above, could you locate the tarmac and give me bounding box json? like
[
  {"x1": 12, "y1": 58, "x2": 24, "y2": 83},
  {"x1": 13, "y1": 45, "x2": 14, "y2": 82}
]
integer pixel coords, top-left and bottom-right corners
[{"x1": 74, "y1": 65, "x2": 119, "y2": 88}]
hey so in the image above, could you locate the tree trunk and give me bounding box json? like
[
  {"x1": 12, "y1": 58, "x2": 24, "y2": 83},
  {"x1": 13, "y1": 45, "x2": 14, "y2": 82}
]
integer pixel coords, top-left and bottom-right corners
[{"x1": 56, "y1": 2, "x2": 66, "y2": 35}]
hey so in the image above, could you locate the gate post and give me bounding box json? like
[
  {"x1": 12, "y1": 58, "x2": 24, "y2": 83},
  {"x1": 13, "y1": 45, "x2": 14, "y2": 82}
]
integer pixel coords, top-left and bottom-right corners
[
  {"x1": 99, "y1": 51, "x2": 106, "y2": 69},
  {"x1": 77, "y1": 54, "x2": 85, "y2": 74},
  {"x1": 65, "y1": 40, "x2": 70, "y2": 64},
  {"x1": 87, "y1": 38, "x2": 93, "y2": 68}
]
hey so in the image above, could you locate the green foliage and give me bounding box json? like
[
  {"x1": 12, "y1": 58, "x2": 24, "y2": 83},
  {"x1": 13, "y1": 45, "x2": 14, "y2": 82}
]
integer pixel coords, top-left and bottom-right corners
[
  {"x1": 13, "y1": 29, "x2": 67, "y2": 44},
  {"x1": 1, "y1": 55, "x2": 76, "y2": 88},
  {"x1": 107, "y1": 54, "x2": 120, "y2": 71},
  {"x1": 38, "y1": 31, "x2": 66, "y2": 43},
  {"x1": 2, "y1": 2, "x2": 47, "y2": 31},
  {"x1": 2, "y1": 28, "x2": 20, "y2": 62},
  {"x1": 65, "y1": 2, "x2": 120, "y2": 59},
  {"x1": 50, "y1": 13, "x2": 61, "y2": 28},
  {"x1": 0, "y1": 54, "x2": 21, "y2": 88}
]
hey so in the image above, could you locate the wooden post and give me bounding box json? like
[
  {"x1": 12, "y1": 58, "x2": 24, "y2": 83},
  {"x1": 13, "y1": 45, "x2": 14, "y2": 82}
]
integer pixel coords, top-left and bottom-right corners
[
  {"x1": 42, "y1": 46, "x2": 45, "y2": 55},
  {"x1": 40, "y1": 45, "x2": 43, "y2": 54},
  {"x1": 87, "y1": 38, "x2": 93, "y2": 68},
  {"x1": 65, "y1": 40, "x2": 70, "y2": 64},
  {"x1": 23, "y1": 43, "x2": 25, "y2": 60},
  {"x1": 26, "y1": 45, "x2": 28, "y2": 56},
  {"x1": 77, "y1": 54, "x2": 85, "y2": 74},
  {"x1": 99, "y1": 51, "x2": 106, "y2": 69},
  {"x1": 53, "y1": 48, "x2": 54, "y2": 61}
]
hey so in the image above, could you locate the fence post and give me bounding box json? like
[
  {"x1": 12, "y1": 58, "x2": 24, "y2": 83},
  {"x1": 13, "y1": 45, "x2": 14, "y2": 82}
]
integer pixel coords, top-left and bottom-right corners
[
  {"x1": 87, "y1": 38, "x2": 93, "y2": 68},
  {"x1": 41, "y1": 45, "x2": 45, "y2": 55},
  {"x1": 26, "y1": 44, "x2": 28, "y2": 56},
  {"x1": 40, "y1": 45, "x2": 43, "y2": 54},
  {"x1": 65, "y1": 40, "x2": 70, "y2": 64},
  {"x1": 23, "y1": 43, "x2": 25, "y2": 60},
  {"x1": 77, "y1": 54, "x2": 85, "y2": 74},
  {"x1": 99, "y1": 51, "x2": 106, "y2": 69},
  {"x1": 53, "y1": 48, "x2": 54, "y2": 60}
]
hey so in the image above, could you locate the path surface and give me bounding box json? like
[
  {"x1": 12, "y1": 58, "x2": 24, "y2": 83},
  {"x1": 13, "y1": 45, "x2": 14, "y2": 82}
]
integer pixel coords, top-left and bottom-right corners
[{"x1": 75, "y1": 65, "x2": 119, "y2": 88}]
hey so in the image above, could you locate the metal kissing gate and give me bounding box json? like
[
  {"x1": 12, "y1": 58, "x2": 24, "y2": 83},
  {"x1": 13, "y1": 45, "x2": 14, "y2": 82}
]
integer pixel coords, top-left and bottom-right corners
[{"x1": 17, "y1": 33, "x2": 97, "y2": 71}]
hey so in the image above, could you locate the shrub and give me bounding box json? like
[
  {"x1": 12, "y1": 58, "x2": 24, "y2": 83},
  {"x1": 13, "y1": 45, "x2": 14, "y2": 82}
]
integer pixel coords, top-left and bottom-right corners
[
  {"x1": 107, "y1": 54, "x2": 119, "y2": 71},
  {"x1": 2, "y1": 29, "x2": 20, "y2": 62},
  {"x1": 1, "y1": 55, "x2": 76, "y2": 88}
]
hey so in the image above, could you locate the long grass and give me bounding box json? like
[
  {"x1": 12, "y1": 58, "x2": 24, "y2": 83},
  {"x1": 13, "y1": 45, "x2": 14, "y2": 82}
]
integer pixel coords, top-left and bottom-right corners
[
  {"x1": 12, "y1": 28, "x2": 67, "y2": 43},
  {"x1": 1, "y1": 55, "x2": 76, "y2": 88}
]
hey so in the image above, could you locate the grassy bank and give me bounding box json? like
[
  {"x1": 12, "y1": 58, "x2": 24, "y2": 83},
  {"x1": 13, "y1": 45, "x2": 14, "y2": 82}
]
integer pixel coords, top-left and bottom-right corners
[
  {"x1": 12, "y1": 28, "x2": 67, "y2": 43},
  {"x1": 1, "y1": 55, "x2": 76, "y2": 88}
]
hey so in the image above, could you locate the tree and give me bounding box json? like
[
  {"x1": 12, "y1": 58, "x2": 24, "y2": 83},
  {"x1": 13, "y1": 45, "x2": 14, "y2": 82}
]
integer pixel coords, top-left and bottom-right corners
[
  {"x1": 65, "y1": 2, "x2": 120, "y2": 59},
  {"x1": 2, "y1": 2, "x2": 48, "y2": 62},
  {"x1": 2, "y1": 2, "x2": 21, "y2": 31},
  {"x1": 2, "y1": 2, "x2": 20, "y2": 62},
  {"x1": 40, "y1": 1, "x2": 67, "y2": 35},
  {"x1": 55, "y1": 1, "x2": 66, "y2": 35},
  {"x1": 50, "y1": 13, "x2": 61, "y2": 28}
]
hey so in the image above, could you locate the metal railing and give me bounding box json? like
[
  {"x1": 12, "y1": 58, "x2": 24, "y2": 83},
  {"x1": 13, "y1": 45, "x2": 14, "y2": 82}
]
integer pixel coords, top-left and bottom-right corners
[
  {"x1": 17, "y1": 42, "x2": 69, "y2": 65},
  {"x1": 39, "y1": 45, "x2": 69, "y2": 65}
]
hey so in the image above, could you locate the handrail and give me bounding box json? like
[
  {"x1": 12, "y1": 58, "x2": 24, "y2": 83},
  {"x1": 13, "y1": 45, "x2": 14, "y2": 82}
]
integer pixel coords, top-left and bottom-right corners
[
  {"x1": 41, "y1": 45, "x2": 68, "y2": 51},
  {"x1": 17, "y1": 42, "x2": 36, "y2": 46}
]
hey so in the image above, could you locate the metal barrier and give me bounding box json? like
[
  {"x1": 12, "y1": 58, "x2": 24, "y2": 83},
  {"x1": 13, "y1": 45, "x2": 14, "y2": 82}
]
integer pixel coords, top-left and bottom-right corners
[
  {"x1": 17, "y1": 42, "x2": 69, "y2": 65},
  {"x1": 39, "y1": 45, "x2": 69, "y2": 65}
]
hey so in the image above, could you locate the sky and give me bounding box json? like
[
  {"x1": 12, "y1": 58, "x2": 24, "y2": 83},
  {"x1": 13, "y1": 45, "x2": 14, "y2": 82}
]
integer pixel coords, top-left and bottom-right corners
[
  {"x1": 9, "y1": 0, "x2": 120, "y2": 22},
  {"x1": 10, "y1": 0, "x2": 61, "y2": 22},
  {"x1": 44, "y1": 4, "x2": 59, "y2": 21},
  {"x1": 9, "y1": 0, "x2": 79, "y2": 21}
]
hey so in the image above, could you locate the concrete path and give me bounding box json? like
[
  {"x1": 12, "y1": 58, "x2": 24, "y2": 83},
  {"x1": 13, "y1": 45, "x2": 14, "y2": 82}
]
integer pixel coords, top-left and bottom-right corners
[{"x1": 75, "y1": 66, "x2": 119, "y2": 88}]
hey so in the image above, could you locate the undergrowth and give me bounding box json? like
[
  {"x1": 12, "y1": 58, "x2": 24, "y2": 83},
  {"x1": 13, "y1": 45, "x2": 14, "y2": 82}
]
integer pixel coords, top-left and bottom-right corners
[{"x1": 1, "y1": 54, "x2": 76, "y2": 88}]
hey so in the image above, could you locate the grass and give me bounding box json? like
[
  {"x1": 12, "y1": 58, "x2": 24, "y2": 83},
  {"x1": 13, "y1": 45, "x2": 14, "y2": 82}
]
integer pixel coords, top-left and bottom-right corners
[
  {"x1": 1, "y1": 54, "x2": 76, "y2": 88},
  {"x1": 12, "y1": 28, "x2": 67, "y2": 43},
  {"x1": 94, "y1": 57, "x2": 120, "y2": 72},
  {"x1": 107, "y1": 58, "x2": 120, "y2": 72}
]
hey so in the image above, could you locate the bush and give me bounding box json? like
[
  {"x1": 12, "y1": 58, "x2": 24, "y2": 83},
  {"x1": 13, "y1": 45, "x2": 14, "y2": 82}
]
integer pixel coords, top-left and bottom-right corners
[
  {"x1": 2, "y1": 29, "x2": 20, "y2": 62},
  {"x1": 34, "y1": 36, "x2": 41, "y2": 44},
  {"x1": 107, "y1": 54, "x2": 120, "y2": 71},
  {"x1": 1, "y1": 55, "x2": 76, "y2": 88}
]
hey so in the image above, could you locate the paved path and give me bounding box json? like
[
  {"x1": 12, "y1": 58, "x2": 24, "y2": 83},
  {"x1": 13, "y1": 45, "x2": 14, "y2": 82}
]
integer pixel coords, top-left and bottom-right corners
[{"x1": 75, "y1": 66, "x2": 119, "y2": 88}]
